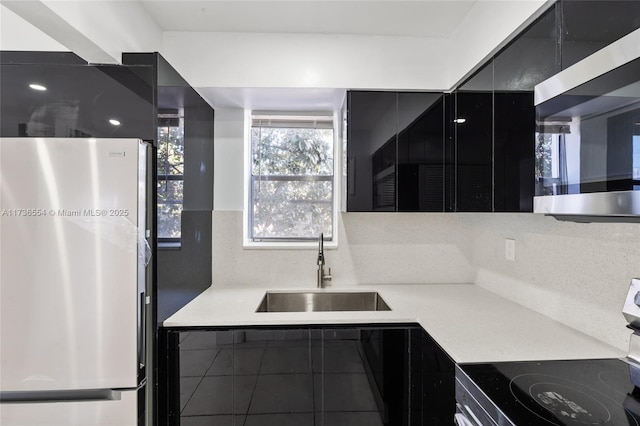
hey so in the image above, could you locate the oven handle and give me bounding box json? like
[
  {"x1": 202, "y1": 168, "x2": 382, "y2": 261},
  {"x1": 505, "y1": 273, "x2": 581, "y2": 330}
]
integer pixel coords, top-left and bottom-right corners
[
  {"x1": 455, "y1": 403, "x2": 483, "y2": 426},
  {"x1": 454, "y1": 413, "x2": 475, "y2": 426}
]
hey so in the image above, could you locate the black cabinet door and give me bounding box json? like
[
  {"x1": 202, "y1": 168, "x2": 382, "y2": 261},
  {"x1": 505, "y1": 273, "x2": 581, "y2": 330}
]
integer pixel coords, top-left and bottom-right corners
[
  {"x1": 491, "y1": 6, "x2": 557, "y2": 212},
  {"x1": 417, "y1": 329, "x2": 455, "y2": 425},
  {"x1": 347, "y1": 91, "x2": 446, "y2": 212},
  {"x1": 493, "y1": 93, "x2": 536, "y2": 212},
  {"x1": 451, "y1": 5, "x2": 557, "y2": 213},
  {"x1": 163, "y1": 325, "x2": 456, "y2": 426},
  {"x1": 454, "y1": 91, "x2": 493, "y2": 212},
  {"x1": 347, "y1": 91, "x2": 398, "y2": 212},
  {"x1": 397, "y1": 94, "x2": 445, "y2": 212}
]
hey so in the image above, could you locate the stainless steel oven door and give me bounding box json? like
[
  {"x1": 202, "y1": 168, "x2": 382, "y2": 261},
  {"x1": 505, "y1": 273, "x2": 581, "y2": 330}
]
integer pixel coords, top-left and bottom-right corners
[
  {"x1": 534, "y1": 27, "x2": 640, "y2": 216},
  {"x1": 455, "y1": 365, "x2": 508, "y2": 426}
]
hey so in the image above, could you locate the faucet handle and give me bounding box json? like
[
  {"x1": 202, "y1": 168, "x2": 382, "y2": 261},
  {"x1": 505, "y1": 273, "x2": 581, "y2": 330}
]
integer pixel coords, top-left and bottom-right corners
[{"x1": 324, "y1": 268, "x2": 332, "y2": 282}]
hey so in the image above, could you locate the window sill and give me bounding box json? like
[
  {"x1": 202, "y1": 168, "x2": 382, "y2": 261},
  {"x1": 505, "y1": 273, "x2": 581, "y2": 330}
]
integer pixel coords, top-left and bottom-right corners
[{"x1": 243, "y1": 240, "x2": 337, "y2": 250}]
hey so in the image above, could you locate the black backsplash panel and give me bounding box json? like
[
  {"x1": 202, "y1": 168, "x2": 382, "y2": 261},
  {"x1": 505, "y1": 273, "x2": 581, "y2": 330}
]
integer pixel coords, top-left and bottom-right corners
[{"x1": 156, "y1": 210, "x2": 212, "y2": 322}]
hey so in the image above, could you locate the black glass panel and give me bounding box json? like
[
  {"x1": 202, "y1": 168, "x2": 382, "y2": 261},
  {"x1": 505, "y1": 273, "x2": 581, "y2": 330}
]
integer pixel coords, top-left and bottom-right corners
[
  {"x1": 494, "y1": 93, "x2": 535, "y2": 212},
  {"x1": 397, "y1": 94, "x2": 445, "y2": 212},
  {"x1": 168, "y1": 325, "x2": 453, "y2": 426},
  {"x1": 561, "y1": 0, "x2": 640, "y2": 69},
  {"x1": 460, "y1": 358, "x2": 640, "y2": 425},
  {"x1": 0, "y1": 62, "x2": 154, "y2": 140},
  {"x1": 494, "y1": 6, "x2": 559, "y2": 91},
  {"x1": 444, "y1": 94, "x2": 456, "y2": 212},
  {"x1": 347, "y1": 91, "x2": 397, "y2": 212},
  {"x1": 455, "y1": 91, "x2": 493, "y2": 212},
  {"x1": 347, "y1": 91, "x2": 445, "y2": 212}
]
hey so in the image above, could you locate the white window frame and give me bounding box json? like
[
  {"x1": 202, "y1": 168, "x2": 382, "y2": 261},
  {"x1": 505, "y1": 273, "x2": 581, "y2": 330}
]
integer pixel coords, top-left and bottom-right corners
[{"x1": 243, "y1": 110, "x2": 340, "y2": 249}]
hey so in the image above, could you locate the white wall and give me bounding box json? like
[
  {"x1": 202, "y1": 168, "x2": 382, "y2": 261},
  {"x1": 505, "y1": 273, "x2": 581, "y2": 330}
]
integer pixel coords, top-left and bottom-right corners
[{"x1": 163, "y1": 31, "x2": 450, "y2": 90}]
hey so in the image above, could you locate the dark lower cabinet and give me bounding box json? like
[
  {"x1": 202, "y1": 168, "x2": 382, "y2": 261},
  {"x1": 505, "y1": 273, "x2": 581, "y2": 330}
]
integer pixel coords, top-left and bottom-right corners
[{"x1": 159, "y1": 325, "x2": 455, "y2": 426}]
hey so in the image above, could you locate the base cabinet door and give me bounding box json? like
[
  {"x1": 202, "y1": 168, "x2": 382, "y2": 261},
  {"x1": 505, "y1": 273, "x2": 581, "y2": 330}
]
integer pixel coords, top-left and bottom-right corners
[{"x1": 161, "y1": 325, "x2": 455, "y2": 426}]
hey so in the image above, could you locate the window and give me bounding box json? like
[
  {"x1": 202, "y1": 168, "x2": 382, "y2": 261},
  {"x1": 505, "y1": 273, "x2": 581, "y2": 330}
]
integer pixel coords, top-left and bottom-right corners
[
  {"x1": 249, "y1": 113, "x2": 335, "y2": 243},
  {"x1": 157, "y1": 110, "x2": 184, "y2": 243}
]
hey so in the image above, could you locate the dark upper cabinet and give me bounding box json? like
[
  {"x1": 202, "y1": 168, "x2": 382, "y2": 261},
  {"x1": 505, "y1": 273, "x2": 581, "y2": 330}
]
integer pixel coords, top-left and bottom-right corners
[
  {"x1": 492, "y1": 6, "x2": 558, "y2": 212},
  {"x1": 453, "y1": 5, "x2": 557, "y2": 213},
  {"x1": 493, "y1": 93, "x2": 536, "y2": 212},
  {"x1": 347, "y1": 91, "x2": 397, "y2": 212},
  {"x1": 0, "y1": 53, "x2": 155, "y2": 140},
  {"x1": 347, "y1": 91, "x2": 447, "y2": 212},
  {"x1": 493, "y1": 5, "x2": 559, "y2": 92},
  {"x1": 346, "y1": 1, "x2": 638, "y2": 214},
  {"x1": 444, "y1": 94, "x2": 455, "y2": 212},
  {"x1": 455, "y1": 63, "x2": 493, "y2": 212},
  {"x1": 560, "y1": 0, "x2": 640, "y2": 69},
  {"x1": 397, "y1": 93, "x2": 446, "y2": 212},
  {"x1": 454, "y1": 91, "x2": 493, "y2": 212}
]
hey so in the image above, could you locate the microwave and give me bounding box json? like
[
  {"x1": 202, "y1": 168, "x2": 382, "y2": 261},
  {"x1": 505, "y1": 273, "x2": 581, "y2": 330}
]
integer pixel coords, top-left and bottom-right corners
[{"x1": 534, "y1": 27, "x2": 640, "y2": 217}]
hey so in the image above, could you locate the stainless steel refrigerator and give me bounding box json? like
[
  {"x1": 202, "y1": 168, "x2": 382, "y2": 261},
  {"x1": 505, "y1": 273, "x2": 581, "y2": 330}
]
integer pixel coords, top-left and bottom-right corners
[{"x1": 0, "y1": 138, "x2": 151, "y2": 425}]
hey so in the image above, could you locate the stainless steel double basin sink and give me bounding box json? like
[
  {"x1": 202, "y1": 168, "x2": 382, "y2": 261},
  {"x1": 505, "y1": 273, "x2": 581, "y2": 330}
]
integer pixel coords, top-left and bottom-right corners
[{"x1": 256, "y1": 291, "x2": 391, "y2": 313}]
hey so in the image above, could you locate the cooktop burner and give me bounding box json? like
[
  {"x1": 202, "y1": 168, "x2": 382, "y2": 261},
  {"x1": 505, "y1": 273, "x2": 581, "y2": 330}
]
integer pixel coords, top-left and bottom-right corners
[{"x1": 459, "y1": 358, "x2": 640, "y2": 426}]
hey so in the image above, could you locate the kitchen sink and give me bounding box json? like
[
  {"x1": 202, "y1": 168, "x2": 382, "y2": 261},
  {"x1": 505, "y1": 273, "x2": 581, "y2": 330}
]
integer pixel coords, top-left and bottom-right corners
[{"x1": 256, "y1": 291, "x2": 391, "y2": 313}]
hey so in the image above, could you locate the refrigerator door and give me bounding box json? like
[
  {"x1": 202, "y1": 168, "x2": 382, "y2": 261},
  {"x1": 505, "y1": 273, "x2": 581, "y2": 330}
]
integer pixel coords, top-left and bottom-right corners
[
  {"x1": 0, "y1": 138, "x2": 144, "y2": 393},
  {"x1": 1, "y1": 388, "x2": 139, "y2": 426}
]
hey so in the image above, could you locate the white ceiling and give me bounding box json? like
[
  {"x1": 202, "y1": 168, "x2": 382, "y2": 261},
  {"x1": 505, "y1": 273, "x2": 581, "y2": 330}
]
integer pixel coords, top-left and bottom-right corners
[
  {"x1": 197, "y1": 87, "x2": 346, "y2": 111},
  {"x1": 140, "y1": 0, "x2": 477, "y2": 38}
]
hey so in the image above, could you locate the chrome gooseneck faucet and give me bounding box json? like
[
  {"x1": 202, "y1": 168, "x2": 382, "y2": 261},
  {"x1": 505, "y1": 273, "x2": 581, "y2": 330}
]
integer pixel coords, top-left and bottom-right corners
[{"x1": 317, "y1": 233, "x2": 332, "y2": 288}]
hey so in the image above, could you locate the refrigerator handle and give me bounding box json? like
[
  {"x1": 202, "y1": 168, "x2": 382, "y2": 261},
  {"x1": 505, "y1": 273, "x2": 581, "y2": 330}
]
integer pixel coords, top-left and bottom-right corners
[
  {"x1": 144, "y1": 237, "x2": 152, "y2": 267},
  {"x1": 139, "y1": 291, "x2": 146, "y2": 374},
  {"x1": 0, "y1": 389, "x2": 123, "y2": 403}
]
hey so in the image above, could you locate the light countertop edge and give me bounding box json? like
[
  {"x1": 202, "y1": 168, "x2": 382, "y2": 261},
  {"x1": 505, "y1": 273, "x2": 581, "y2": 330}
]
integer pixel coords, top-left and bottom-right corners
[{"x1": 162, "y1": 283, "x2": 626, "y2": 364}]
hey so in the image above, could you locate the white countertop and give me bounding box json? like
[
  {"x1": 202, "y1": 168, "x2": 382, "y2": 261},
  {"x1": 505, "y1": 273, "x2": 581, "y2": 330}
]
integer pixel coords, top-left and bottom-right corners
[{"x1": 163, "y1": 283, "x2": 625, "y2": 364}]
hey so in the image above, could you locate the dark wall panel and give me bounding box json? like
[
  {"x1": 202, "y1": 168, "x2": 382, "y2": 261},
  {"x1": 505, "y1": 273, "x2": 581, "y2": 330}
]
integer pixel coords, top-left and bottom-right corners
[{"x1": 157, "y1": 210, "x2": 212, "y2": 322}]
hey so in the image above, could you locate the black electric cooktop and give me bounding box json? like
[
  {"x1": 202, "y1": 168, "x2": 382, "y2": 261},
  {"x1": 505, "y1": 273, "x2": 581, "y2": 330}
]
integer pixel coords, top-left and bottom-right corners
[{"x1": 459, "y1": 358, "x2": 640, "y2": 425}]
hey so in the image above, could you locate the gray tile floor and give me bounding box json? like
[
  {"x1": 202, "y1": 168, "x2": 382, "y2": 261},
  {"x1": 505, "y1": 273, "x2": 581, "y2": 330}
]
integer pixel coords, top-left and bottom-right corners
[{"x1": 179, "y1": 330, "x2": 384, "y2": 426}]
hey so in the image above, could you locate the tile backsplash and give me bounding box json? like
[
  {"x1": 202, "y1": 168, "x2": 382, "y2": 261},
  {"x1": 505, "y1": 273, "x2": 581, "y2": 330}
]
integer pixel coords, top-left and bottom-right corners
[
  {"x1": 467, "y1": 213, "x2": 640, "y2": 352},
  {"x1": 212, "y1": 211, "x2": 475, "y2": 288}
]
